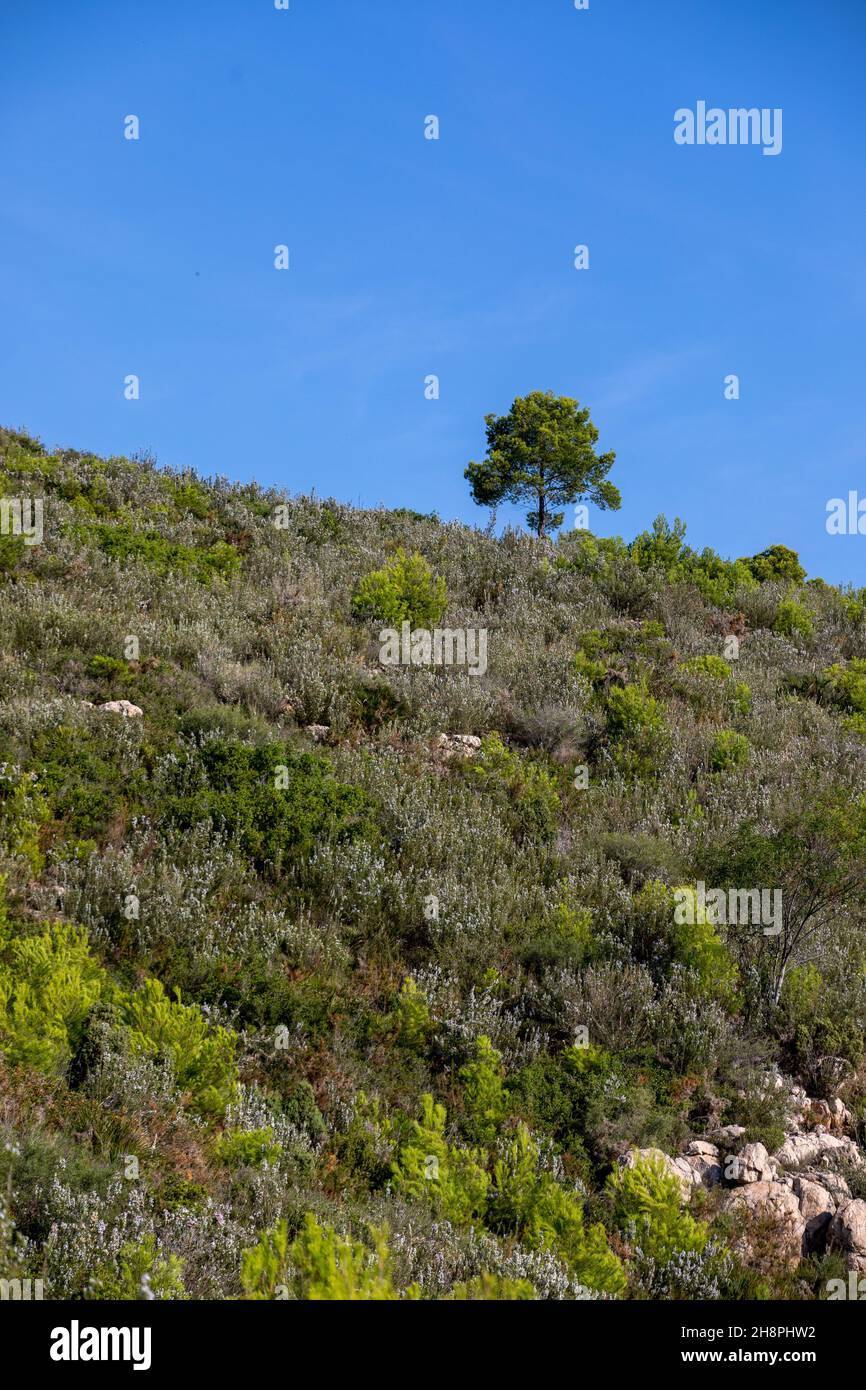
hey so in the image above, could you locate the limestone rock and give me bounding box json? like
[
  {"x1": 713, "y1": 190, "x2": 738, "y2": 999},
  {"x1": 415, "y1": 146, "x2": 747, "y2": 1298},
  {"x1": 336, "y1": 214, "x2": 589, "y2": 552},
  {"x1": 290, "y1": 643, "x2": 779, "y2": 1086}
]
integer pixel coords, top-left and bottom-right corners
[
  {"x1": 98, "y1": 700, "x2": 143, "y2": 718},
  {"x1": 435, "y1": 733, "x2": 482, "y2": 760},
  {"x1": 722, "y1": 1181, "x2": 806, "y2": 1267},
  {"x1": 793, "y1": 1177, "x2": 835, "y2": 1252},
  {"x1": 735, "y1": 1141, "x2": 774, "y2": 1185},
  {"x1": 827, "y1": 1199, "x2": 866, "y2": 1273}
]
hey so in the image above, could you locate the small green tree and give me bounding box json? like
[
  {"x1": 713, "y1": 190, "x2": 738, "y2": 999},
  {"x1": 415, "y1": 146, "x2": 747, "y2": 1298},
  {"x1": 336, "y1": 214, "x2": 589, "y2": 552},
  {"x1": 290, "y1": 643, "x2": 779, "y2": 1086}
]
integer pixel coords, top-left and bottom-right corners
[
  {"x1": 745, "y1": 544, "x2": 806, "y2": 585},
  {"x1": 465, "y1": 391, "x2": 620, "y2": 538},
  {"x1": 351, "y1": 548, "x2": 447, "y2": 626}
]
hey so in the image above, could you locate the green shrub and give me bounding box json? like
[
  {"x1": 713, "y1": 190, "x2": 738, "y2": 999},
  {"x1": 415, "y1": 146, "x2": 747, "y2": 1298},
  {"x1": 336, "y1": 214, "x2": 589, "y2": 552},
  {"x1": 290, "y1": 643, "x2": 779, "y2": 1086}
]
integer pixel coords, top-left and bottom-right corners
[
  {"x1": 458, "y1": 1036, "x2": 509, "y2": 1145},
  {"x1": 122, "y1": 979, "x2": 238, "y2": 1118},
  {"x1": 0, "y1": 910, "x2": 106, "y2": 1073},
  {"x1": 709, "y1": 729, "x2": 750, "y2": 773},
  {"x1": 606, "y1": 1154, "x2": 710, "y2": 1263},
  {"x1": 469, "y1": 734, "x2": 560, "y2": 841},
  {"x1": 775, "y1": 595, "x2": 813, "y2": 640},
  {"x1": 86, "y1": 522, "x2": 241, "y2": 583},
  {"x1": 606, "y1": 683, "x2": 669, "y2": 779},
  {"x1": 351, "y1": 548, "x2": 447, "y2": 627},
  {"x1": 488, "y1": 1123, "x2": 626, "y2": 1295},
  {"x1": 671, "y1": 885, "x2": 740, "y2": 1006},
  {"x1": 388, "y1": 976, "x2": 432, "y2": 1052},
  {"x1": 392, "y1": 1094, "x2": 490, "y2": 1225},
  {"x1": 746, "y1": 544, "x2": 806, "y2": 585},
  {"x1": 163, "y1": 740, "x2": 371, "y2": 877},
  {"x1": 680, "y1": 654, "x2": 731, "y2": 681},
  {"x1": 213, "y1": 1127, "x2": 282, "y2": 1169},
  {"x1": 89, "y1": 1236, "x2": 186, "y2": 1300},
  {"x1": 241, "y1": 1215, "x2": 407, "y2": 1300}
]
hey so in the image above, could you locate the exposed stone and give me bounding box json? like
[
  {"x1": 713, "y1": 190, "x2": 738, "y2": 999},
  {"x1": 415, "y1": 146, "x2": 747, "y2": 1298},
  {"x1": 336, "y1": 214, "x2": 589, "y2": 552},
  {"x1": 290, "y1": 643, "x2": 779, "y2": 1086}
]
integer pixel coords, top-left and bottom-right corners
[
  {"x1": 305, "y1": 724, "x2": 330, "y2": 742},
  {"x1": 827, "y1": 1199, "x2": 866, "y2": 1273},
  {"x1": 775, "y1": 1131, "x2": 863, "y2": 1171},
  {"x1": 793, "y1": 1177, "x2": 836, "y2": 1252},
  {"x1": 683, "y1": 1154, "x2": 723, "y2": 1189},
  {"x1": 98, "y1": 700, "x2": 143, "y2": 718},
  {"x1": 806, "y1": 1099, "x2": 834, "y2": 1130},
  {"x1": 829, "y1": 1097, "x2": 855, "y2": 1133},
  {"x1": 686, "y1": 1140, "x2": 720, "y2": 1159},
  {"x1": 435, "y1": 733, "x2": 482, "y2": 759},
  {"x1": 709, "y1": 1124, "x2": 746, "y2": 1145},
  {"x1": 722, "y1": 1182, "x2": 806, "y2": 1268},
  {"x1": 735, "y1": 1141, "x2": 774, "y2": 1185}
]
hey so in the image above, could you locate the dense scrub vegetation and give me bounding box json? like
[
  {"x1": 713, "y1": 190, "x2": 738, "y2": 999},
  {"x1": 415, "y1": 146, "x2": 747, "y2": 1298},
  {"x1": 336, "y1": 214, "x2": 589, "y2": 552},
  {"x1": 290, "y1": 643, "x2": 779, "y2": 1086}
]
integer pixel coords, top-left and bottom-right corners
[{"x1": 2, "y1": 424, "x2": 866, "y2": 1300}]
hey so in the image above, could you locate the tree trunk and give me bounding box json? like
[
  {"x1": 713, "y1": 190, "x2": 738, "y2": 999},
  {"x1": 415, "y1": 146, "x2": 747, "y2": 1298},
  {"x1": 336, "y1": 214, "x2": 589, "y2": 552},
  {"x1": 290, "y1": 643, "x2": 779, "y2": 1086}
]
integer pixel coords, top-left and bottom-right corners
[{"x1": 536, "y1": 472, "x2": 546, "y2": 538}]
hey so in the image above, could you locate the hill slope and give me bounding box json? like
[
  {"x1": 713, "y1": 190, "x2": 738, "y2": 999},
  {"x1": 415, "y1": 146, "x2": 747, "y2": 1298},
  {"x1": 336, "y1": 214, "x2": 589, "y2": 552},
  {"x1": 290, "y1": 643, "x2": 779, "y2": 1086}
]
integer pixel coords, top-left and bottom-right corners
[{"x1": 2, "y1": 424, "x2": 866, "y2": 1301}]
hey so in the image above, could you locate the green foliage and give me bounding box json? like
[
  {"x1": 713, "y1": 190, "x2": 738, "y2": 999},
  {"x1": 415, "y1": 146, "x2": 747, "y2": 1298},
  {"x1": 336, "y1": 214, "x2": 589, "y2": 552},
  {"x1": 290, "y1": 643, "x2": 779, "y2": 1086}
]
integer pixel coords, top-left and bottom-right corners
[
  {"x1": 607, "y1": 1154, "x2": 710, "y2": 1263},
  {"x1": 775, "y1": 594, "x2": 813, "y2": 640},
  {"x1": 469, "y1": 734, "x2": 560, "y2": 841},
  {"x1": 488, "y1": 1123, "x2": 626, "y2": 1295},
  {"x1": 86, "y1": 522, "x2": 241, "y2": 583},
  {"x1": 86, "y1": 653, "x2": 129, "y2": 684},
  {"x1": 680, "y1": 654, "x2": 732, "y2": 681},
  {"x1": 671, "y1": 885, "x2": 740, "y2": 1006},
  {"x1": 122, "y1": 979, "x2": 238, "y2": 1118},
  {"x1": 606, "y1": 683, "x2": 670, "y2": 779},
  {"x1": 388, "y1": 976, "x2": 432, "y2": 1052},
  {"x1": 214, "y1": 1127, "x2": 282, "y2": 1169},
  {"x1": 747, "y1": 544, "x2": 806, "y2": 585},
  {"x1": 351, "y1": 547, "x2": 447, "y2": 627},
  {"x1": 709, "y1": 729, "x2": 750, "y2": 773},
  {"x1": 465, "y1": 391, "x2": 620, "y2": 538},
  {"x1": 458, "y1": 1036, "x2": 509, "y2": 1145},
  {"x1": 823, "y1": 659, "x2": 866, "y2": 717},
  {"x1": 0, "y1": 766, "x2": 50, "y2": 872},
  {"x1": 89, "y1": 1236, "x2": 186, "y2": 1300},
  {"x1": 392, "y1": 1094, "x2": 490, "y2": 1225},
  {"x1": 163, "y1": 740, "x2": 371, "y2": 877},
  {"x1": 629, "y1": 515, "x2": 687, "y2": 572},
  {"x1": 241, "y1": 1216, "x2": 406, "y2": 1300},
  {"x1": 0, "y1": 905, "x2": 106, "y2": 1072}
]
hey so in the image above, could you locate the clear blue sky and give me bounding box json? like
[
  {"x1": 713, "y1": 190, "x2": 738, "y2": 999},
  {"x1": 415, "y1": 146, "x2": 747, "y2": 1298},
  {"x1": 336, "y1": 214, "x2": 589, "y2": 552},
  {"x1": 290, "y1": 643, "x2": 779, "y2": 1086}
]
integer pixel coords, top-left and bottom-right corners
[{"x1": 2, "y1": 0, "x2": 865, "y2": 582}]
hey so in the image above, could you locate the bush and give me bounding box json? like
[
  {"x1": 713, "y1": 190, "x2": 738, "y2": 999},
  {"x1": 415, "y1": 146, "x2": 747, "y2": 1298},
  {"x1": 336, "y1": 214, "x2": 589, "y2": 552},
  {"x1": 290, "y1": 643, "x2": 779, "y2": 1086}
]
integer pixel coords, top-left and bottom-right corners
[
  {"x1": 351, "y1": 548, "x2": 447, "y2": 627},
  {"x1": 709, "y1": 729, "x2": 750, "y2": 773},
  {"x1": 241, "y1": 1215, "x2": 407, "y2": 1300},
  {"x1": 0, "y1": 890, "x2": 106, "y2": 1073},
  {"x1": 458, "y1": 1036, "x2": 509, "y2": 1145},
  {"x1": 606, "y1": 684, "x2": 669, "y2": 779},
  {"x1": 746, "y1": 545, "x2": 806, "y2": 585},
  {"x1": 122, "y1": 979, "x2": 238, "y2": 1118},
  {"x1": 606, "y1": 1154, "x2": 710, "y2": 1264},
  {"x1": 775, "y1": 595, "x2": 813, "y2": 640},
  {"x1": 89, "y1": 1236, "x2": 186, "y2": 1300},
  {"x1": 162, "y1": 740, "x2": 372, "y2": 877}
]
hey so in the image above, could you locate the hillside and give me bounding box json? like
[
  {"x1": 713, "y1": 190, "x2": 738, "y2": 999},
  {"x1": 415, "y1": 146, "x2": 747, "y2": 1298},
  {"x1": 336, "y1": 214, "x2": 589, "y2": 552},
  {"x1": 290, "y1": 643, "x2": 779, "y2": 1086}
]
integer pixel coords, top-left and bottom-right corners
[{"x1": 2, "y1": 423, "x2": 866, "y2": 1301}]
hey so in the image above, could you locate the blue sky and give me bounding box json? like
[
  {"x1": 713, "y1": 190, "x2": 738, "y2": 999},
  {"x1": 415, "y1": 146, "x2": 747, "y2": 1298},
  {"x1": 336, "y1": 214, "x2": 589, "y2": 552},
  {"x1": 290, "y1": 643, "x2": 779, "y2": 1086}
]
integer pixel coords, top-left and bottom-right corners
[{"x1": 2, "y1": 0, "x2": 865, "y2": 581}]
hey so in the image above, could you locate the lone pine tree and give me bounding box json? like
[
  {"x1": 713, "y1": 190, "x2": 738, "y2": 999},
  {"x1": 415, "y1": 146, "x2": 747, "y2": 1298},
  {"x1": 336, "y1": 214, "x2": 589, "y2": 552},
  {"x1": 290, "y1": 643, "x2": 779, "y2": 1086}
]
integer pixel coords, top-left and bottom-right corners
[{"x1": 464, "y1": 390, "x2": 621, "y2": 538}]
